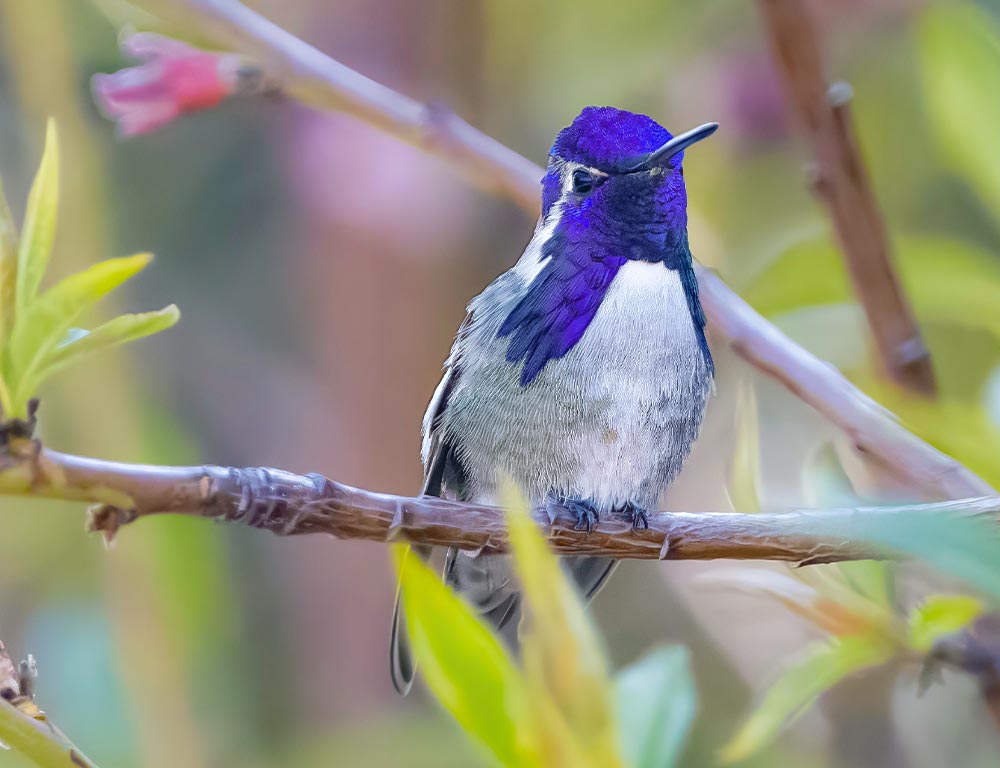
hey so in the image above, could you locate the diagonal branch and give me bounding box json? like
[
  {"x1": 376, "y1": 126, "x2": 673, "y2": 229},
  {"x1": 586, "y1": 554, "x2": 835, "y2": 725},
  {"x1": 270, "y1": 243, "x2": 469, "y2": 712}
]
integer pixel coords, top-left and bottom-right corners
[
  {"x1": 122, "y1": 0, "x2": 991, "y2": 500},
  {"x1": 2, "y1": 441, "x2": 997, "y2": 564},
  {"x1": 755, "y1": 0, "x2": 937, "y2": 396}
]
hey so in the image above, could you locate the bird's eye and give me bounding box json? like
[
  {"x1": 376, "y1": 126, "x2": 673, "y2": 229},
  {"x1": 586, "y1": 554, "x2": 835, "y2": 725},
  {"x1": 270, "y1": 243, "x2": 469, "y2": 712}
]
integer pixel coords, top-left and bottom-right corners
[{"x1": 571, "y1": 169, "x2": 594, "y2": 194}]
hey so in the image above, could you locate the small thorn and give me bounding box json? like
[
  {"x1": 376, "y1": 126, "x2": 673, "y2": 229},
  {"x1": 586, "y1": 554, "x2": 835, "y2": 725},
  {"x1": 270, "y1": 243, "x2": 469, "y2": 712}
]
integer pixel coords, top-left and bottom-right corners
[
  {"x1": 658, "y1": 536, "x2": 671, "y2": 560},
  {"x1": 387, "y1": 502, "x2": 406, "y2": 541}
]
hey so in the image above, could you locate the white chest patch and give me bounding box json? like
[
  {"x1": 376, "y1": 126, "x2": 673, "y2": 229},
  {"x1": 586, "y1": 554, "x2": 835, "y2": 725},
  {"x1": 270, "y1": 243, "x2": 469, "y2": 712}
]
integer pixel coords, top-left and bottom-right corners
[
  {"x1": 430, "y1": 257, "x2": 712, "y2": 512},
  {"x1": 574, "y1": 261, "x2": 698, "y2": 381},
  {"x1": 564, "y1": 260, "x2": 709, "y2": 509}
]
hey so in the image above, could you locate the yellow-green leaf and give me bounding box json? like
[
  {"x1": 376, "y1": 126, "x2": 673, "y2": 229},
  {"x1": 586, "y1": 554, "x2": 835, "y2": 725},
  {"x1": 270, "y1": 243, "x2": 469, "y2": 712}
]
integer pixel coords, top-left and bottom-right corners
[
  {"x1": 503, "y1": 483, "x2": 624, "y2": 768},
  {"x1": 859, "y1": 379, "x2": 1000, "y2": 499},
  {"x1": 726, "y1": 380, "x2": 762, "y2": 513},
  {"x1": 41, "y1": 304, "x2": 180, "y2": 380},
  {"x1": 918, "y1": 3, "x2": 1000, "y2": 220},
  {"x1": 908, "y1": 594, "x2": 984, "y2": 653},
  {"x1": 393, "y1": 545, "x2": 533, "y2": 768},
  {"x1": 7, "y1": 253, "x2": 152, "y2": 415},
  {"x1": 15, "y1": 118, "x2": 59, "y2": 319},
  {"x1": 743, "y1": 235, "x2": 1000, "y2": 343},
  {"x1": 802, "y1": 443, "x2": 897, "y2": 613},
  {"x1": 721, "y1": 634, "x2": 896, "y2": 763},
  {"x1": 804, "y1": 496, "x2": 1000, "y2": 602},
  {"x1": 0, "y1": 173, "x2": 17, "y2": 348},
  {"x1": 615, "y1": 646, "x2": 696, "y2": 768}
]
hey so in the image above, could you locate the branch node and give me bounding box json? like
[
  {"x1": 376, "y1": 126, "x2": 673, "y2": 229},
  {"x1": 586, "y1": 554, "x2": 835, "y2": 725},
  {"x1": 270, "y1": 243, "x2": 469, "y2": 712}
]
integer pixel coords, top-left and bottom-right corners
[
  {"x1": 804, "y1": 161, "x2": 831, "y2": 198},
  {"x1": 0, "y1": 398, "x2": 40, "y2": 448},
  {"x1": 387, "y1": 501, "x2": 405, "y2": 540},
  {"x1": 658, "y1": 534, "x2": 671, "y2": 560},
  {"x1": 894, "y1": 335, "x2": 933, "y2": 368},
  {"x1": 16, "y1": 656, "x2": 36, "y2": 700},
  {"x1": 231, "y1": 467, "x2": 282, "y2": 530},
  {"x1": 85, "y1": 504, "x2": 136, "y2": 545},
  {"x1": 826, "y1": 80, "x2": 853, "y2": 108},
  {"x1": 306, "y1": 472, "x2": 332, "y2": 496}
]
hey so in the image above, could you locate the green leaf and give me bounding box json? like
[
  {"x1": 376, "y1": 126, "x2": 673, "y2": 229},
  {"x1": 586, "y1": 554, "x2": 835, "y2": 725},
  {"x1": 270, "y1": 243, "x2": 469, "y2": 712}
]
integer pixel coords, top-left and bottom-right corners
[
  {"x1": 804, "y1": 503, "x2": 1000, "y2": 602},
  {"x1": 15, "y1": 118, "x2": 59, "y2": 319},
  {"x1": 908, "y1": 594, "x2": 984, "y2": 653},
  {"x1": 721, "y1": 634, "x2": 896, "y2": 763},
  {"x1": 743, "y1": 235, "x2": 1000, "y2": 343},
  {"x1": 801, "y1": 443, "x2": 897, "y2": 612},
  {"x1": 7, "y1": 253, "x2": 152, "y2": 415},
  {"x1": 393, "y1": 545, "x2": 533, "y2": 768},
  {"x1": 741, "y1": 237, "x2": 849, "y2": 318},
  {"x1": 859, "y1": 379, "x2": 1000, "y2": 498},
  {"x1": 503, "y1": 483, "x2": 625, "y2": 768},
  {"x1": 40, "y1": 305, "x2": 179, "y2": 380},
  {"x1": 918, "y1": 3, "x2": 1000, "y2": 220},
  {"x1": 0, "y1": 173, "x2": 17, "y2": 349},
  {"x1": 615, "y1": 646, "x2": 696, "y2": 768}
]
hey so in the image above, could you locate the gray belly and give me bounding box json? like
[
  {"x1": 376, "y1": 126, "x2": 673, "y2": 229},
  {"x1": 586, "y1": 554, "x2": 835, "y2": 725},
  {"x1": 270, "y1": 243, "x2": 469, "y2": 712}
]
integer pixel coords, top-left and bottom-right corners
[{"x1": 440, "y1": 261, "x2": 712, "y2": 512}]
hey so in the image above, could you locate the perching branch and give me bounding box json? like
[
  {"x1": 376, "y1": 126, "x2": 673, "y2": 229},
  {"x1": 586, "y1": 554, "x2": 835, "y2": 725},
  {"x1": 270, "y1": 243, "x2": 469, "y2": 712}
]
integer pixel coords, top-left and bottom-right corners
[
  {"x1": 0, "y1": 641, "x2": 100, "y2": 768},
  {"x1": 756, "y1": 0, "x2": 937, "y2": 396},
  {"x1": 2, "y1": 437, "x2": 997, "y2": 564},
  {"x1": 123, "y1": 0, "x2": 991, "y2": 502}
]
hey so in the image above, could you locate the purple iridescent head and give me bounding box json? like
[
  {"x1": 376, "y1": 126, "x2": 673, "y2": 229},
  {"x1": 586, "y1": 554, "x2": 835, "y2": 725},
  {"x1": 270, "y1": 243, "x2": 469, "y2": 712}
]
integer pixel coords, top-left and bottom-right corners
[
  {"x1": 499, "y1": 107, "x2": 718, "y2": 386},
  {"x1": 541, "y1": 107, "x2": 717, "y2": 241}
]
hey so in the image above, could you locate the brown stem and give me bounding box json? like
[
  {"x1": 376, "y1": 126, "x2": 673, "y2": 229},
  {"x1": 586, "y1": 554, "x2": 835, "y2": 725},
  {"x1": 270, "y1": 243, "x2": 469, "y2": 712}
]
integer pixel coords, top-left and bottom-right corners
[
  {"x1": 756, "y1": 0, "x2": 936, "y2": 396},
  {"x1": 0, "y1": 446, "x2": 990, "y2": 563},
  {"x1": 122, "y1": 0, "x2": 990, "y2": 500}
]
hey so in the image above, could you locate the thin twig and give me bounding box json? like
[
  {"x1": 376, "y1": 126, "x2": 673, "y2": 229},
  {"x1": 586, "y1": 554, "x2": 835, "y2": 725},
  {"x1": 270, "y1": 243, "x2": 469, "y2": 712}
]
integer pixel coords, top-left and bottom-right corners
[
  {"x1": 0, "y1": 443, "x2": 995, "y2": 564},
  {"x1": 123, "y1": 0, "x2": 989, "y2": 500},
  {"x1": 756, "y1": 0, "x2": 936, "y2": 396},
  {"x1": 132, "y1": 0, "x2": 542, "y2": 211},
  {"x1": 0, "y1": 641, "x2": 100, "y2": 768}
]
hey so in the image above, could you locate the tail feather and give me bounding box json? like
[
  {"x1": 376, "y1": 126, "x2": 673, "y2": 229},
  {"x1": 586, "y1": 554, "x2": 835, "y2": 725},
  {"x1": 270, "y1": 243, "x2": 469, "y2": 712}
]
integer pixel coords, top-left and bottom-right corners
[
  {"x1": 566, "y1": 555, "x2": 619, "y2": 601},
  {"x1": 391, "y1": 547, "x2": 618, "y2": 694},
  {"x1": 391, "y1": 544, "x2": 618, "y2": 696},
  {"x1": 389, "y1": 591, "x2": 415, "y2": 695},
  {"x1": 389, "y1": 544, "x2": 431, "y2": 695}
]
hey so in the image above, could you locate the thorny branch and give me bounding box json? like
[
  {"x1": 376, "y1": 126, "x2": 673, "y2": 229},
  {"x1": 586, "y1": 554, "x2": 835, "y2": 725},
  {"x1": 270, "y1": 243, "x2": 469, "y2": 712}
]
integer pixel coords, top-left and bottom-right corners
[
  {"x1": 0, "y1": 436, "x2": 996, "y2": 565},
  {"x1": 125, "y1": 0, "x2": 991, "y2": 501},
  {"x1": 755, "y1": 0, "x2": 937, "y2": 396}
]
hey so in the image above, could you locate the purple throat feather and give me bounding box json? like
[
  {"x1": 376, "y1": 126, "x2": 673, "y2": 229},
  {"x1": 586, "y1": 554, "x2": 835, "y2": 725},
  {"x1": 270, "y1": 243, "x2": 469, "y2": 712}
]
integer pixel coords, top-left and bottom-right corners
[{"x1": 498, "y1": 106, "x2": 712, "y2": 386}]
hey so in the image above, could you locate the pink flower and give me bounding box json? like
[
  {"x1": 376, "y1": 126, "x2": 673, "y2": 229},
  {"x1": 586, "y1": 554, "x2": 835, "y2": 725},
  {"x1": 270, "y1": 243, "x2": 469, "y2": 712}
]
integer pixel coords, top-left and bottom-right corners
[{"x1": 92, "y1": 33, "x2": 245, "y2": 137}]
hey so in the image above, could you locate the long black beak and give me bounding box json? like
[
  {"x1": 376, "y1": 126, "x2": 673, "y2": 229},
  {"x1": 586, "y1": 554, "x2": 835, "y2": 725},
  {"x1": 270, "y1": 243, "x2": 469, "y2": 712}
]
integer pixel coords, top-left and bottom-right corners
[{"x1": 624, "y1": 122, "x2": 719, "y2": 173}]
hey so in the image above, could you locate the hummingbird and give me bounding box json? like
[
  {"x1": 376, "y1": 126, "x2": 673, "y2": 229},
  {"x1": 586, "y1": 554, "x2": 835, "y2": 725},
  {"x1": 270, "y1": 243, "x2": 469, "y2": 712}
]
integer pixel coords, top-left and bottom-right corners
[{"x1": 391, "y1": 106, "x2": 717, "y2": 694}]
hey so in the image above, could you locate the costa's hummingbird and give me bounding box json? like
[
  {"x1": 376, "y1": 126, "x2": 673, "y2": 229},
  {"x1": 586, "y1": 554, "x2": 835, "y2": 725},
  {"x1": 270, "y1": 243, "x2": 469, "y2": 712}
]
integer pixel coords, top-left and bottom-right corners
[{"x1": 391, "y1": 106, "x2": 718, "y2": 694}]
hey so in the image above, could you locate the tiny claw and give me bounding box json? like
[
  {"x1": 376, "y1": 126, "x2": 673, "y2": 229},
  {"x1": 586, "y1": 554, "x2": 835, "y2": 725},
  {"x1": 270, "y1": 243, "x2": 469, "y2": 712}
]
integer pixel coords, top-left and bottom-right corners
[
  {"x1": 565, "y1": 497, "x2": 599, "y2": 532},
  {"x1": 545, "y1": 493, "x2": 601, "y2": 532},
  {"x1": 619, "y1": 501, "x2": 649, "y2": 531}
]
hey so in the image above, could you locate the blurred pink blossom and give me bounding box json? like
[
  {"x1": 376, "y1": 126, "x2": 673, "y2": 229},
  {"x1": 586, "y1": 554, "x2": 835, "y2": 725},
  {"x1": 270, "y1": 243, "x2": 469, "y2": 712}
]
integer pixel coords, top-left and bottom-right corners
[{"x1": 92, "y1": 33, "x2": 244, "y2": 137}]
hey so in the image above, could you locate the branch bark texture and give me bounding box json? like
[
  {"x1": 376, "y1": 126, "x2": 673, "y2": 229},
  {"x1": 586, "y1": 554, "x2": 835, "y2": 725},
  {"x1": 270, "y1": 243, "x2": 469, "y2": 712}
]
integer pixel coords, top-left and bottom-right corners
[
  {"x1": 756, "y1": 0, "x2": 937, "y2": 396},
  {"x1": 0, "y1": 445, "x2": 994, "y2": 565},
  {"x1": 125, "y1": 0, "x2": 991, "y2": 502}
]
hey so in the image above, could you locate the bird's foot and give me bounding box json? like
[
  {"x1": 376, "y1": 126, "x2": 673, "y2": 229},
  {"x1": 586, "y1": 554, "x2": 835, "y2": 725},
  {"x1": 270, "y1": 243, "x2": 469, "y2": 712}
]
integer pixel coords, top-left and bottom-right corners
[
  {"x1": 617, "y1": 501, "x2": 649, "y2": 531},
  {"x1": 548, "y1": 495, "x2": 600, "y2": 532}
]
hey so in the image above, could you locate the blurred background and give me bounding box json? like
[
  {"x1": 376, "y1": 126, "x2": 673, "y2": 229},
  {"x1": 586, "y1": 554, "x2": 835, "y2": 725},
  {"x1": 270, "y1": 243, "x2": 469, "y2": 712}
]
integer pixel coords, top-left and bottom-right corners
[{"x1": 1, "y1": 0, "x2": 1000, "y2": 765}]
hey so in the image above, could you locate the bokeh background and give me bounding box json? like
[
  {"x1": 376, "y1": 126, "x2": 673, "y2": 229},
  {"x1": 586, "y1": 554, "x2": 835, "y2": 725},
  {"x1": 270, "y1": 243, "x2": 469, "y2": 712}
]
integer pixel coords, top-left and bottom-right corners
[{"x1": 1, "y1": 0, "x2": 1000, "y2": 766}]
